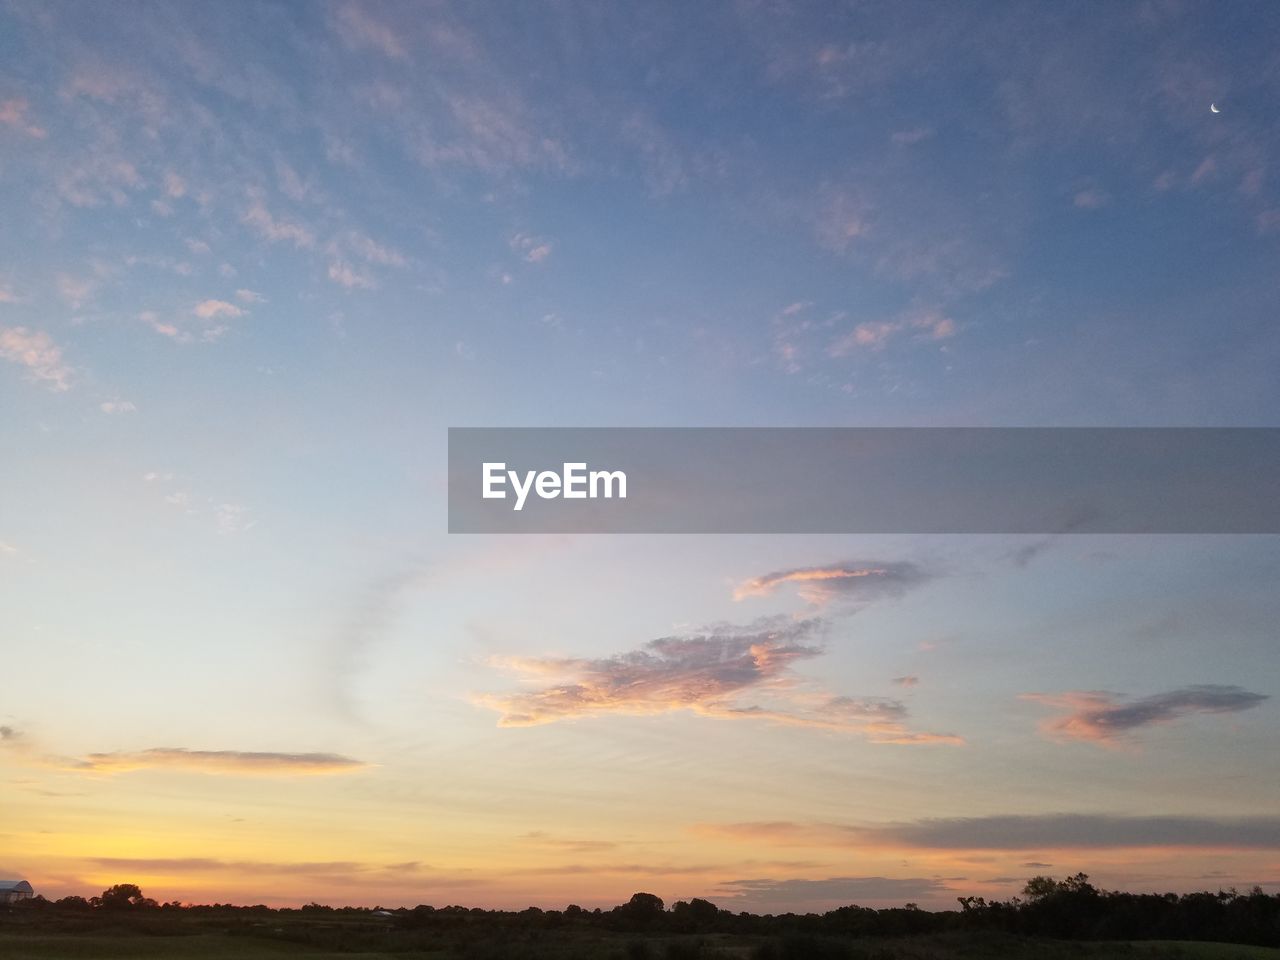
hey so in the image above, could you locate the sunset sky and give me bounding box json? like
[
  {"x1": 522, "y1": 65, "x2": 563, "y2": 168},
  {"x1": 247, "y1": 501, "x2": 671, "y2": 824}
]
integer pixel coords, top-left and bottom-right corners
[{"x1": 2, "y1": 0, "x2": 1279, "y2": 913}]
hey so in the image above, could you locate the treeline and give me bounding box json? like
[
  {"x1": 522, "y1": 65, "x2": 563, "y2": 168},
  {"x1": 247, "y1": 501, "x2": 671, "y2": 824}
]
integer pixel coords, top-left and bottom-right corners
[
  {"x1": 7, "y1": 875, "x2": 1280, "y2": 948},
  {"x1": 956, "y1": 873, "x2": 1280, "y2": 947}
]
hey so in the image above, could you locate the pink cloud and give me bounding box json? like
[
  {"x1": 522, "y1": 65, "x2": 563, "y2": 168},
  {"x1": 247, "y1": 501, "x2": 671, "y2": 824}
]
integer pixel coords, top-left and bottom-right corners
[
  {"x1": 193, "y1": 300, "x2": 244, "y2": 320},
  {"x1": 242, "y1": 198, "x2": 315, "y2": 248},
  {"x1": 0, "y1": 98, "x2": 46, "y2": 138},
  {"x1": 0, "y1": 326, "x2": 73, "y2": 390},
  {"x1": 1024, "y1": 686, "x2": 1268, "y2": 746},
  {"x1": 828, "y1": 308, "x2": 956, "y2": 356}
]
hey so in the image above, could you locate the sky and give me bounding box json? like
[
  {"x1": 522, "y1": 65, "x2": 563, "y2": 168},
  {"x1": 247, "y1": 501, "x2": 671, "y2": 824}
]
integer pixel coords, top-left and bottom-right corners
[{"x1": 1, "y1": 0, "x2": 1279, "y2": 913}]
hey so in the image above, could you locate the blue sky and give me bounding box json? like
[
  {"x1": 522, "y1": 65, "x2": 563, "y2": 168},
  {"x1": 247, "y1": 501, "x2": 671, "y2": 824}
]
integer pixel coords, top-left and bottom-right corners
[{"x1": 2, "y1": 0, "x2": 1279, "y2": 912}]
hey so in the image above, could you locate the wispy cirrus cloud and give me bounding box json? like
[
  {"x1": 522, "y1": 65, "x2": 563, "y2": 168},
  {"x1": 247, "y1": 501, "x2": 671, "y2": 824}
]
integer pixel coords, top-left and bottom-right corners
[
  {"x1": 89, "y1": 856, "x2": 423, "y2": 878},
  {"x1": 510, "y1": 231, "x2": 553, "y2": 263},
  {"x1": 0, "y1": 97, "x2": 46, "y2": 138},
  {"x1": 519, "y1": 831, "x2": 621, "y2": 854},
  {"x1": 1024, "y1": 685, "x2": 1269, "y2": 745},
  {"x1": 64, "y1": 747, "x2": 367, "y2": 776},
  {"x1": 328, "y1": 261, "x2": 376, "y2": 290},
  {"x1": 477, "y1": 618, "x2": 960, "y2": 743},
  {"x1": 332, "y1": 2, "x2": 408, "y2": 60},
  {"x1": 1073, "y1": 187, "x2": 1109, "y2": 209},
  {"x1": 879, "y1": 814, "x2": 1280, "y2": 851},
  {"x1": 339, "y1": 230, "x2": 406, "y2": 268},
  {"x1": 0, "y1": 326, "x2": 73, "y2": 391},
  {"x1": 828, "y1": 308, "x2": 956, "y2": 355},
  {"x1": 733, "y1": 560, "x2": 931, "y2": 606},
  {"x1": 242, "y1": 196, "x2": 315, "y2": 248}
]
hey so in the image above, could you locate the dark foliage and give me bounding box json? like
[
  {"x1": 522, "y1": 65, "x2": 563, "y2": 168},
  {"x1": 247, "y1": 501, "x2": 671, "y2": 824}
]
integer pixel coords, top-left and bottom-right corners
[{"x1": 3, "y1": 874, "x2": 1280, "y2": 950}]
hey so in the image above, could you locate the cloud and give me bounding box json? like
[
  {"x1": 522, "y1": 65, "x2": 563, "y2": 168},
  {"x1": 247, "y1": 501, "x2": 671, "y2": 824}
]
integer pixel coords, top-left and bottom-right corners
[
  {"x1": 0, "y1": 98, "x2": 47, "y2": 138},
  {"x1": 99, "y1": 399, "x2": 137, "y2": 414},
  {"x1": 1005, "y1": 538, "x2": 1054, "y2": 568},
  {"x1": 695, "y1": 814, "x2": 1280, "y2": 851},
  {"x1": 236, "y1": 289, "x2": 265, "y2": 303},
  {"x1": 0, "y1": 326, "x2": 73, "y2": 391},
  {"x1": 66, "y1": 747, "x2": 367, "y2": 776},
  {"x1": 163, "y1": 171, "x2": 187, "y2": 198},
  {"x1": 214, "y1": 503, "x2": 253, "y2": 535},
  {"x1": 341, "y1": 231, "x2": 406, "y2": 267},
  {"x1": 814, "y1": 189, "x2": 868, "y2": 253},
  {"x1": 56, "y1": 273, "x2": 96, "y2": 309},
  {"x1": 479, "y1": 619, "x2": 824, "y2": 727},
  {"x1": 881, "y1": 814, "x2": 1280, "y2": 851},
  {"x1": 477, "y1": 619, "x2": 960, "y2": 743},
  {"x1": 510, "y1": 232, "x2": 553, "y2": 263},
  {"x1": 333, "y1": 3, "x2": 408, "y2": 60},
  {"x1": 139, "y1": 311, "x2": 180, "y2": 339},
  {"x1": 715, "y1": 876, "x2": 951, "y2": 911},
  {"x1": 1073, "y1": 188, "x2": 1109, "y2": 209},
  {"x1": 193, "y1": 300, "x2": 244, "y2": 320},
  {"x1": 1257, "y1": 209, "x2": 1280, "y2": 235},
  {"x1": 891, "y1": 127, "x2": 933, "y2": 145},
  {"x1": 242, "y1": 198, "x2": 315, "y2": 248},
  {"x1": 328, "y1": 261, "x2": 376, "y2": 289},
  {"x1": 891, "y1": 676, "x2": 919, "y2": 687},
  {"x1": 1024, "y1": 685, "x2": 1269, "y2": 744},
  {"x1": 519, "y1": 831, "x2": 621, "y2": 854},
  {"x1": 84, "y1": 857, "x2": 454, "y2": 886},
  {"x1": 1191, "y1": 155, "x2": 1217, "y2": 184},
  {"x1": 90, "y1": 856, "x2": 371, "y2": 876},
  {"x1": 733, "y1": 560, "x2": 931, "y2": 606},
  {"x1": 326, "y1": 565, "x2": 432, "y2": 721},
  {"x1": 829, "y1": 309, "x2": 956, "y2": 355}
]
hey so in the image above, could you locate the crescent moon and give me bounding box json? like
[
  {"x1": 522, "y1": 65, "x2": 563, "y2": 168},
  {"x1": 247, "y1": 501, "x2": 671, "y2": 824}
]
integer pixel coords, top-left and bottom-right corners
[{"x1": 1210, "y1": 103, "x2": 1220, "y2": 113}]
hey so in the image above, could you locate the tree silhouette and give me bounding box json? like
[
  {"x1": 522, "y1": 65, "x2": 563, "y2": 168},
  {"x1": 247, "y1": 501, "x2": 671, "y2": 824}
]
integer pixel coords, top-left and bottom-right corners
[
  {"x1": 99, "y1": 884, "x2": 150, "y2": 910},
  {"x1": 613, "y1": 892, "x2": 665, "y2": 931}
]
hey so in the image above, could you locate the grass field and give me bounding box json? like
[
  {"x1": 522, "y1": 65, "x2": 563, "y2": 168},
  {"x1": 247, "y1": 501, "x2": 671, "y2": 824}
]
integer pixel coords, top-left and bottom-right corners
[{"x1": 3, "y1": 930, "x2": 1280, "y2": 960}]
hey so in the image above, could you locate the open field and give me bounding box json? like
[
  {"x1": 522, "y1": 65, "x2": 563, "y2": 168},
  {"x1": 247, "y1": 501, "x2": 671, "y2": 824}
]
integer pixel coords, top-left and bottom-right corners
[{"x1": 4, "y1": 930, "x2": 1280, "y2": 960}]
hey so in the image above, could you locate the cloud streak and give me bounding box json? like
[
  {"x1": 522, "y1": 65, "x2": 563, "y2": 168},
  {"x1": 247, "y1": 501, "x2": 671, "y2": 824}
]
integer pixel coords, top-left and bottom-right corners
[
  {"x1": 65, "y1": 747, "x2": 368, "y2": 776},
  {"x1": 733, "y1": 561, "x2": 930, "y2": 606},
  {"x1": 1024, "y1": 685, "x2": 1269, "y2": 744},
  {"x1": 695, "y1": 814, "x2": 1280, "y2": 851}
]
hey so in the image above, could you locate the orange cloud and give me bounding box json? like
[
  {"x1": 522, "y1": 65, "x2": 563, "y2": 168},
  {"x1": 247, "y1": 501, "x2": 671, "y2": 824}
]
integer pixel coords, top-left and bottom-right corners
[
  {"x1": 65, "y1": 748, "x2": 368, "y2": 776},
  {"x1": 477, "y1": 619, "x2": 961, "y2": 744},
  {"x1": 733, "y1": 560, "x2": 929, "y2": 605}
]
